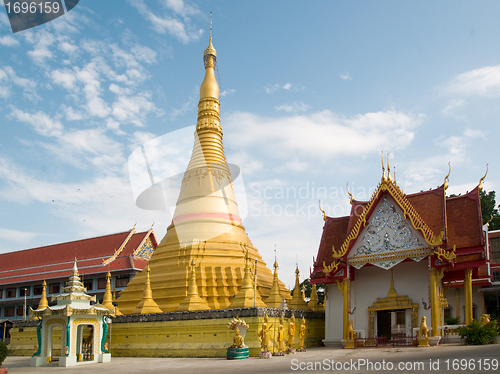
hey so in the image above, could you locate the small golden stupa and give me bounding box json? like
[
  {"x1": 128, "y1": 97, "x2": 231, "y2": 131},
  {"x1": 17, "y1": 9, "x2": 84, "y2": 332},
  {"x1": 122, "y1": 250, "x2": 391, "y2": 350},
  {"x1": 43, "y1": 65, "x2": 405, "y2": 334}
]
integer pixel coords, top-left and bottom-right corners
[{"x1": 117, "y1": 35, "x2": 289, "y2": 314}]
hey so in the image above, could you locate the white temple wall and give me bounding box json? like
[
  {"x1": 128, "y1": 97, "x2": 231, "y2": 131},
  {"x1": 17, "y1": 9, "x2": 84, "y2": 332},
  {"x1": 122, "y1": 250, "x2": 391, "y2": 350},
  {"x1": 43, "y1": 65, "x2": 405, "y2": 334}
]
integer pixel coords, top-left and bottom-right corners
[
  {"x1": 350, "y1": 260, "x2": 431, "y2": 336},
  {"x1": 324, "y1": 283, "x2": 343, "y2": 345}
]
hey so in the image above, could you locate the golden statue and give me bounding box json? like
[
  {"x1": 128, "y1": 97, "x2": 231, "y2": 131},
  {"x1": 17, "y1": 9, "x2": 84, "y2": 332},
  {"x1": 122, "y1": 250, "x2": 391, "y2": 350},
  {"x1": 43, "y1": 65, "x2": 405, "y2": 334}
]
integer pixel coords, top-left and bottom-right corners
[
  {"x1": 480, "y1": 314, "x2": 491, "y2": 325},
  {"x1": 344, "y1": 320, "x2": 355, "y2": 349},
  {"x1": 277, "y1": 315, "x2": 285, "y2": 352},
  {"x1": 232, "y1": 327, "x2": 244, "y2": 348},
  {"x1": 257, "y1": 314, "x2": 272, "y2": 351},
  {"x1": 347, "y1": 320, "x2": 355, "y2": 340},
  {"x1": 299, "y1": 316, "x2": 306, "y2": 349},
  {"x1": 420, "y1": 316, "x2": 429, "y2": 338},
  {"x1": 287, "y1": 314, "x2": 296, "y2": 348},
  {"x1": 418, "y1": 316, "x2": 430, "y2": 347}
]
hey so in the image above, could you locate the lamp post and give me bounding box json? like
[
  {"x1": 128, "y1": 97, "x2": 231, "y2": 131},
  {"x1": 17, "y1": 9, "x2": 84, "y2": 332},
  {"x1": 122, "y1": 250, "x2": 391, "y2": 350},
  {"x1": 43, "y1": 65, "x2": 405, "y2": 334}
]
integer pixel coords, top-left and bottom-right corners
[{"x1": 23, "y1": 288, "x2": 27, "y2": 320}]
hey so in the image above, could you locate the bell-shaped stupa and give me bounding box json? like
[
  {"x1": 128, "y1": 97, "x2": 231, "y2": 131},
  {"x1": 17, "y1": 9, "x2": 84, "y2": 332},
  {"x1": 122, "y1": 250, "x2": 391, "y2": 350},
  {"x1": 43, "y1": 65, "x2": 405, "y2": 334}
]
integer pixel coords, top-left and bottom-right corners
[{"x1": 117, "y1": 35, "x2": 289, "y2": 313}]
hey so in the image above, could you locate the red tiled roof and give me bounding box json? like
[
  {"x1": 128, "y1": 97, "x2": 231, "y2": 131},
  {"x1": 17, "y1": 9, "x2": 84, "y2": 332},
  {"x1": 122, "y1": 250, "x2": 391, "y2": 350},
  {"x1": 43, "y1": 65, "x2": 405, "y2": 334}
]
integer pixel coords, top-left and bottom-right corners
[
  {"x1": 311, "y1": 216, "x2": 349, "y2": 280},
  {"x1": 446, "y1": 187, "x2": 484, "y2": 250},
  {"x1": 0, "y1": 230, "x2": 155, "y2": 286},
  {"x1": 406, "y1": 185, "x2": 446, "y2": 239}
]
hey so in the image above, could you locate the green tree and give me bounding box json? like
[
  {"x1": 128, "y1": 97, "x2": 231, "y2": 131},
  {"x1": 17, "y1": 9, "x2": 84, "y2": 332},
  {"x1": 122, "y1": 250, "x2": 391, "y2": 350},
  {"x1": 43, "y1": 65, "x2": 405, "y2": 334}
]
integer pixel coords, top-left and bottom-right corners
[
  {"x1": 291, "y1": 279, "x2": 325, "y2": 304},
  {"x1": 480, "y1": 190, "x2": 500, "y2": 230}
]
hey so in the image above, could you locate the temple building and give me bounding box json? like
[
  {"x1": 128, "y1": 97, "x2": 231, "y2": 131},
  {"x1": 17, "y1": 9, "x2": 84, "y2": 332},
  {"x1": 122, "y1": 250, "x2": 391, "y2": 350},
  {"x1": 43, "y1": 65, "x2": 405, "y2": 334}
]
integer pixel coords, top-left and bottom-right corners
[
  {"x1": 0, "y1": 225, "x2": 156, "y2": 340},
  {"x1": 311, "y1": 157, "x2": 492, "y2": 346},
  {"x1": 116, "y1": 36, "x2": 290, "y2": 314}
]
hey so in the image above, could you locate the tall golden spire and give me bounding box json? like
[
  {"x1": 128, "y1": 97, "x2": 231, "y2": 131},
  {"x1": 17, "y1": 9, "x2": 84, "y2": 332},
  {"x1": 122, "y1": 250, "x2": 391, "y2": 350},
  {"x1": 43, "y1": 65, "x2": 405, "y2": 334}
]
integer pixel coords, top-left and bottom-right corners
[
  {"x1": 133, "y1": 266, "x2": 162, "y2": 314},
  {"x1": 176, "y1": 261, "x2": 211, "y2": 311},
  {"x1": 308, "y1": 283, "x2": 323, "y2": 312},
  {"x1": 230, "y1": 250, "x2": 267, "y2": 308},
  {"x1": 116, "y1": 29, "x2": 289, "y2": 314}
]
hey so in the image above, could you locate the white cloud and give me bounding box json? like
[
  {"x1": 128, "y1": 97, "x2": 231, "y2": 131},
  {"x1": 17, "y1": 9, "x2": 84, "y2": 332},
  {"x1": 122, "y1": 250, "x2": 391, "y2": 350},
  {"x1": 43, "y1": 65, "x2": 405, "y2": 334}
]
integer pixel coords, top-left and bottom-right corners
[
  {"x1": 220, "y1": 88, "x2": 235, "y2": 97},
  {"x1": 442, "y1": 98, "x2": 464, "y2": 118},
  {"x1": 0, "y1": 66, "x2": 38, "y2": 101},
  {"x1": 10, "y1": 107, "x2": 63, "y2": 137},
  {"x1": 49, "y1": 68, "x2": 77, "y2": 90},
  {"x1": 111, "y1": 94, "x2": 156, "y2": 127},
  {"x1": 24, "y1": 30, "x2": 56, "y2": 65},
  {"x1": 129, "y1": 0, "x2": 202, "y2": 44},
  {"x1": 0, "y1": 228, "x2": 43, "y2": 244},
  {"x1": 0, "y1": 36, "x2": 19, "y2": 47},
  {"x1": 275, "y1": 101, "x2": 311, "y2": 113},
  {"x1": 224, "y1": 110, "x2": 423, "y2": 159},
  {"x1": 161, "y1": 0, "x2": 200, "y2": 17},
  {"x1": 265, "y1": 83, "x2": 303, "y2": 94},
  {"x1": 447, "y1": 64, "x2": 500, "y2": 97},
  {"x1": 340, "y1": 73, "x2": 353, "y2": 80}
]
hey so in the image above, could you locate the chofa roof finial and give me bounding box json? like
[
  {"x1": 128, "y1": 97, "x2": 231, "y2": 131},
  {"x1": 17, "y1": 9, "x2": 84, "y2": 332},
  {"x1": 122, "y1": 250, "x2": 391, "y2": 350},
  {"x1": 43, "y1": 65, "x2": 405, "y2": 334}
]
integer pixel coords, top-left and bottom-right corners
[
  {"x1": 444, "y1": 162, "x2": 451, "y2": 191},
  {"x1": 478, "y1": 163, "x2": 489, "y2": 192}
]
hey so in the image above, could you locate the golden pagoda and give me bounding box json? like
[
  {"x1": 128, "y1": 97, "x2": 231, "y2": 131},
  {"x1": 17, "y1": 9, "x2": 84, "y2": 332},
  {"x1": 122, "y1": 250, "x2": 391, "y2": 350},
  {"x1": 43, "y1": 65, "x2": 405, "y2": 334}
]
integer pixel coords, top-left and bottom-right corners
[
  {"x1": 117, "y1": 35, "x2": 289, "y2": 314},
  {"x1": 288, "y1": 266, "x2": 311, "y2": 311}
]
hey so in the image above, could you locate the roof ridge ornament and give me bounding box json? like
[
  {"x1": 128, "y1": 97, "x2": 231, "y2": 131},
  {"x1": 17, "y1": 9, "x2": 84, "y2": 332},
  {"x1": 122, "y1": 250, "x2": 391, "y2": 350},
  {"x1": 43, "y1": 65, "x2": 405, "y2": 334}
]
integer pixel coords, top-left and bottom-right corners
[
  {"x1": 381, "y1": 151, "x2": 387, "y2": 182},
  {"x1": 387, "y1": 153, "x2": 392, "y2": 182},
  {"x1": 444, "y1": 162, "x2": 451, "y2": 191},
  {"x1": 346, "y1": 183, "x2": 354, "y2": 205},
  {"x1": 478, "y1": 163, "x2": 489, "y2": 192},
  {"x1": 318, "y1": 199, "x2": 327, "y2": 220}
]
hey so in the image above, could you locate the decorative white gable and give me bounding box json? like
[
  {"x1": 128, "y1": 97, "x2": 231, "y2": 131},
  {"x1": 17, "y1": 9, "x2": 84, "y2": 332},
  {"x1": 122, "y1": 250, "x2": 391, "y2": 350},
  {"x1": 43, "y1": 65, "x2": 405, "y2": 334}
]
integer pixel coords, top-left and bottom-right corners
[{"x1": 348, "y1": 196, "x2": 433, "y2": 269}]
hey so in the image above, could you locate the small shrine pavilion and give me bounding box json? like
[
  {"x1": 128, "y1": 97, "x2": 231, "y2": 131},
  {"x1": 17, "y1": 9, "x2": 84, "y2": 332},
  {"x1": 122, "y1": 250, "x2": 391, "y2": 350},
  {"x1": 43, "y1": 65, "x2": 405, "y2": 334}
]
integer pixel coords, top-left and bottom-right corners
[{"x1": 30, "y1": 261, "x2": 114, "y2": 367}]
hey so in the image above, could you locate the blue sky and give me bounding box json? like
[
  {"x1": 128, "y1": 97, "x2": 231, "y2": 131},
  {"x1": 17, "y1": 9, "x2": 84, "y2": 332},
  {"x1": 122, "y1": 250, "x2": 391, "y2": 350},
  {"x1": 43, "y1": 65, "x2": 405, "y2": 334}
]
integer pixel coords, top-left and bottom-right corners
[{"x1": 0, "y1": 1, "x2": 498, "y2": 288}]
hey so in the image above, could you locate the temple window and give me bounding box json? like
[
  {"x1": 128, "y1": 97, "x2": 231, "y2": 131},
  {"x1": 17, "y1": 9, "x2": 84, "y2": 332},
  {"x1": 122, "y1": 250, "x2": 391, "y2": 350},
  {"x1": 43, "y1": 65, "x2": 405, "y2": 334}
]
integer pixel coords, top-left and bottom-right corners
[
  {"x1": 6, "y1": 288, "x2": 16, "y2": 298},
  {"x1": 4, "y1": 307, "x2": 14, "y2": 317},
  {"x1": 49, "y1": 283, "x2": 60, "y2": 294},
  {"x1": 33, "y1": 286, "x2": 43, "y2": 295},
  {"x1": 16, "y1": 306, "x2": 23, "y2": 316},
  {"x1": 0, "y1": 289, "x2": 3, "y2": 299},
  {"x1": 84, "y1": 280, "x2": 93, "y2": 291},
  {"x1": 493, "y1": 271, "x2": 500, "y2": 282},
  {"x1": 98, "y1": 278, "x2": 106, "y2": 290},
  {"x1": 444, "y1": 307, "x2": 452, "y2": 320},
  {"x1": 116, "y1": 276, "x2": 129, "y2": 288},
  {"x1": 20, "y1": 288, "x2": 30, "y2": 297}
]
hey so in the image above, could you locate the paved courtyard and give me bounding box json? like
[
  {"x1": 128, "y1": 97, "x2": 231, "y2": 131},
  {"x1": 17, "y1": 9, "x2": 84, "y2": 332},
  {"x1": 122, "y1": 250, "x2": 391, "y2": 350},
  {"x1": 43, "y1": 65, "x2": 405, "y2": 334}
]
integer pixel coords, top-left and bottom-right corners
[{"x1": 3, "y1": 344, "x2": 500, "y2": 373}]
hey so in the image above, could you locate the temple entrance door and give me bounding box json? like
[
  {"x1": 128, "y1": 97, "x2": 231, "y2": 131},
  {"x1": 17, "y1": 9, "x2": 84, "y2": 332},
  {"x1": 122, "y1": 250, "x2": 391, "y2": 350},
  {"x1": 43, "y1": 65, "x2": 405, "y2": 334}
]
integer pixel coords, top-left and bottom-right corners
[{"x1": 377, "y1": 310, "x2": 391, "y2": 340}]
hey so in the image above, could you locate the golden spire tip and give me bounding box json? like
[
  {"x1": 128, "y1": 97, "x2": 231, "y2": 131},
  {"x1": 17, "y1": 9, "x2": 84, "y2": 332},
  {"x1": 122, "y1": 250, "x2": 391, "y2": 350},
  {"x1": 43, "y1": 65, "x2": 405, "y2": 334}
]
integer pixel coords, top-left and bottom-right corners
[{"x1": 444, "y1": 162, "x2": 451, "y2": 191}]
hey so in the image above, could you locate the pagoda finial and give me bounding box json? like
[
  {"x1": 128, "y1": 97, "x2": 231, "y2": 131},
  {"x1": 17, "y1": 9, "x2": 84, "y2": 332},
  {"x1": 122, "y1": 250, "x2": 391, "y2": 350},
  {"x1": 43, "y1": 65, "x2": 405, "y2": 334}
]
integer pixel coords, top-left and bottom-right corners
[
  {"x1": 444, "y1": 162, "x2": 451, "y2": 191},
  {"x1": 36, "y1": 280, "x2": 48, "y2": 311},
  {"x1": 478, "y1": 163, "x2": 489, "y2": 192},
  {"x1": 265, "y1": 246, "x2": 284, "y2": 308},
  {"x1": 102, "y1": 269, "x2": 113, "y2": 310},
  {"x1": 288, "y1": 264, "x2": 310, "y2": 311},
  {"x1": 346, "y1": 183, "x2": 354, "y2": 205},
  {"x1": 132, "y1": 265, "x2": 163, "y2": 314},
  {"x1": 176, "y1": 260, "x2": 211, "y2": 311},
  {"x1": 229, "y1": 249, "x2": 267, "y2": 308},
  {"x1": 381, "y1": 151, "x2": 387, "y2": 182}
]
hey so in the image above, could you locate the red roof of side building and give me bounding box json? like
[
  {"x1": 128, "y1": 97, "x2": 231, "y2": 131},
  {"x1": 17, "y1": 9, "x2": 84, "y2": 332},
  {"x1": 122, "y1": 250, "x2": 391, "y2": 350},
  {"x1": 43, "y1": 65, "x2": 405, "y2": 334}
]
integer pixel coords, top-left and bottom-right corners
[
  {"x1": 0, "y1": 229, "x2": 157, "y2": 286},
  {"x1": 446, "y1": 186, "x2": 484, "y2": 250}
]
